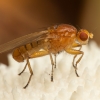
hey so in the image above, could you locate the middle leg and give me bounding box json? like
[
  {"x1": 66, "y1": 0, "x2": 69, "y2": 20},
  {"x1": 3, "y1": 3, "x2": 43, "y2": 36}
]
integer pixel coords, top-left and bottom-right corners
[{"x1": 49, "y1": 53, "x2": 54, "y2": 82}]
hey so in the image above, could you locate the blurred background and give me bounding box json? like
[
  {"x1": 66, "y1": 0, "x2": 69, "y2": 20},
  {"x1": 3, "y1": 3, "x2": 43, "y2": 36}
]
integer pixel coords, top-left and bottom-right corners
[{"x1": 0, "y1": 0, "x2": 100, "y2": 65}]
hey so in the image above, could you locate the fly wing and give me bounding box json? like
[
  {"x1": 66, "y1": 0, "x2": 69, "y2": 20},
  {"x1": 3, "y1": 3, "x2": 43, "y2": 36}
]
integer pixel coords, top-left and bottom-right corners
[{"x1": 0, "y1": 30, "x2": 48, "y2": 53}]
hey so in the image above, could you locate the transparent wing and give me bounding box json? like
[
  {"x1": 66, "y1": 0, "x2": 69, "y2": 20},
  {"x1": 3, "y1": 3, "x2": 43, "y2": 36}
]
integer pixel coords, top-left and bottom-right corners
[{"x1": 0, "y1": 30, "x2": 48, "y2": 53}]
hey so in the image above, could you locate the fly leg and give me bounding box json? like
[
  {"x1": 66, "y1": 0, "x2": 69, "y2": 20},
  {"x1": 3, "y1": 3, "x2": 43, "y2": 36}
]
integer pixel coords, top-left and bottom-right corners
[
  {"x1": 65, "y1": 44, "x2": 84, "y2": 77},
  {"x1": 23, "y1": 57, "x2": 33, "y2": 89},
  {"x1": 17, "y1": 48, "x2": 28, "y2": 75},
  {"x1": 72, "y1": 43, "x2": 82, "y2": 71},
  {"x1": 72, "y1": 50, "x2": 83, "y2": 77},
  {"x1": 49, "y1": 53, "x2": 54, "y2": 81},
  {"x1": 29, "y1": 50, "x2": 48, "y2": 58},
  {"x1": 54, "y1": 54, "x2": 56, "y2": 68},
  {"x1": 26, "y1": 50, "x2": 57, "y2": 88},
  {"x1": 18, "y1": 62, "x2": 28, "y2": 75},
  {"x1": 29, "y1": 50, "x2": 54, "y2": 81}
]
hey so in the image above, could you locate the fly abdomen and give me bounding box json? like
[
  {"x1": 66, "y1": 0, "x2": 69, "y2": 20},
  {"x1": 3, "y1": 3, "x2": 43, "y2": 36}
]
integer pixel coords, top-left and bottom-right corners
[
  {"x1": 12, "y1": 40, "x2": 45, "y2": 62},
  {"x1": 12, "y1": 46, "x2": 27, "y2": 62}
]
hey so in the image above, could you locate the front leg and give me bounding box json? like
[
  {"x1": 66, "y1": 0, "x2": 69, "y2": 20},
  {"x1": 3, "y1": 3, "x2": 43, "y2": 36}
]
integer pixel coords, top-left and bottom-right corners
[
  {"x1": 72, "y1": 43, "x2": 82, "y2": 69},
  {"x1": 65, "y1": 44, "x2": 84, "y2": 77}
]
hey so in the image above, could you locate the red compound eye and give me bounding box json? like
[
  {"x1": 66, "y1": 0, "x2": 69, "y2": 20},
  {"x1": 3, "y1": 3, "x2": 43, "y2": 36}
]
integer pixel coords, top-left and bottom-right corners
[{"x1": 79, "y1": 32, "x2": 88, "y2": 41}]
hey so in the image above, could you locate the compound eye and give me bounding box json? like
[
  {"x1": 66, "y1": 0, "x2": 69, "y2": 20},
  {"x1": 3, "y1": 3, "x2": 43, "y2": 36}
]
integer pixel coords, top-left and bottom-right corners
[{"x1": 79, "y1": 32, "x2": 88, "y2": 41}]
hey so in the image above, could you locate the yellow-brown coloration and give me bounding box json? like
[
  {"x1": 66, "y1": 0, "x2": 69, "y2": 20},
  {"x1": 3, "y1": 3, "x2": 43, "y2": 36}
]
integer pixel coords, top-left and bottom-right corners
[{"x1": 0, "y1": 24, "x2": 93, "y2": 89}]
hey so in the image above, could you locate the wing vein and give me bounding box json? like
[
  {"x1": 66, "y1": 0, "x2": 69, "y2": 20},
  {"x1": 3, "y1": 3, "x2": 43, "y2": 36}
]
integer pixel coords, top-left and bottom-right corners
[{"x1": 0, "y1": 30, "x2": 48, "y2": 53}]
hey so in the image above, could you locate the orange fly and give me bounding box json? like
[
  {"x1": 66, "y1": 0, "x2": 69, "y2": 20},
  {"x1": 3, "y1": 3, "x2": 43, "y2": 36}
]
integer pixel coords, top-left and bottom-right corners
[{"x1": 0, "y1": 24, "x2": 93, "y2": 88}]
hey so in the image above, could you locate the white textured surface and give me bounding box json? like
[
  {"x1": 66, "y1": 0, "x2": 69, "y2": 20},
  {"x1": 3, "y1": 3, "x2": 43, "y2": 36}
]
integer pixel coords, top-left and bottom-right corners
[{"x1": 0, "y1": 41, "x2": 100, "y2": 100}]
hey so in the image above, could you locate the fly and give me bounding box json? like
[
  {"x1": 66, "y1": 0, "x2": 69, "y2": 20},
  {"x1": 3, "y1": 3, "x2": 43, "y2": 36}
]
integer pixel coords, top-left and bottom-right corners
[{"x1": 0, "y1": 24, "x2": 93, "y2": 88}]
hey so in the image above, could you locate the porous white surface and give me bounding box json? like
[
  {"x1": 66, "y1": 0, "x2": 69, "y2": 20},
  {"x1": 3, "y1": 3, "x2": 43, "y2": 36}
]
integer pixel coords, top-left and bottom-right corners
[{"x1": 0, "y1": 41, "x2": 100, "y2": 100}]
